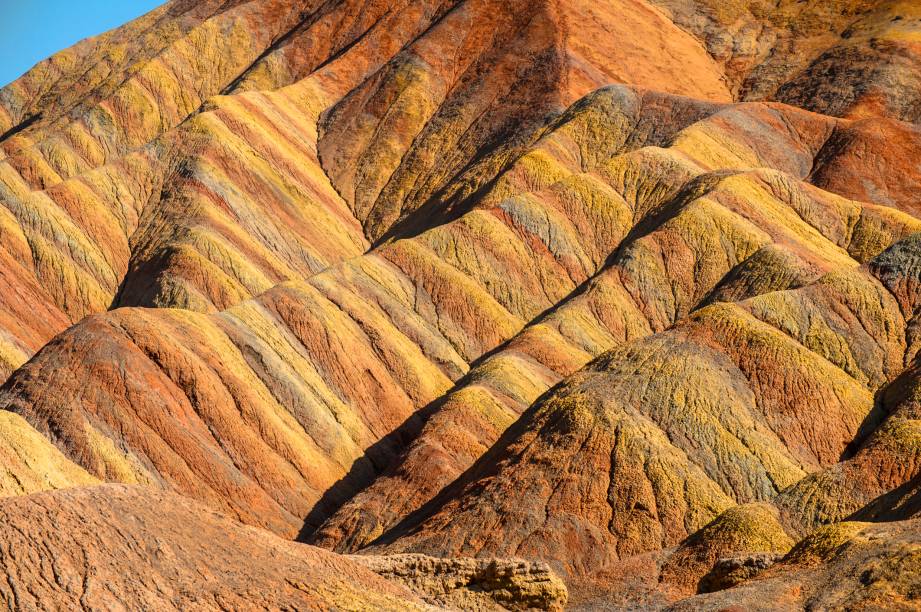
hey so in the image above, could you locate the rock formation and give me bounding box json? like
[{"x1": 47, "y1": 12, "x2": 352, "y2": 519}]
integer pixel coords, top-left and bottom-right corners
[
  {"x1": 0, "y1": 0, "x2": 920, "y2": 609},
  {"x1": 667, "y1": 519, "x2": 921, "y2": 611},
  {"x1": 0, "y1": 484, "x2": 427, "y2": 610},
  {"x1": 352, "y1": 554, "x2": 568, "y2": 611}
]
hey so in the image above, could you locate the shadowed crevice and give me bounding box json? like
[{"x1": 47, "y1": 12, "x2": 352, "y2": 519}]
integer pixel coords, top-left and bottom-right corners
[{"x1": 0, "y1": 113, "x2": 42, "y2": 143}]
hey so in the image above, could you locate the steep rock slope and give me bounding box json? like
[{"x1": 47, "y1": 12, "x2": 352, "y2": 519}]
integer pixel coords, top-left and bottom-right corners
[
  {"x1": 310, "y1": 92, "x2": 921, "y2": 552},
  {"x1": 775, "y1": 240, "x2": 921, "y2": 533},
  {"x1": 651, "y1": 0, "x2": 921, "y2": 122},
  {"x1": 0, "y1": 0, "x2": 363, "y2": 378},
  {"x1": 2, "y1": 0, "x2": 918, "y2": 379},
  {"x1": 0, "y1": 1, "x2": 920, "y2": 609},
  {"x1": 0, "y1": 411, "x2": 97, "y2": 496},
  {"x1": 362, "y1": 235, "x2": 920, "y2": 590},
  {"x1": 8, "y1": 86, "x2": 921, "y2": 544},
  {"x1": 0, "y1": 0, "x2": 729, "y2": 381}
]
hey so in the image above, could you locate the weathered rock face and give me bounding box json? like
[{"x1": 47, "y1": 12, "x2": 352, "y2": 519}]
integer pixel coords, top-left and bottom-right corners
[
  {"x1": 1, "y1": 0, "x2": 921, "y2": 609},
  {"x1": 0, "y1": 484, "x2": 428, "y2": 610},
  {"x1": 667, "y1": 519, "x2": 921, "y2": 611},
  {"x1": 650, "y1": 0, "x2": 921, "y2": 122},
  {"x1": 659, "y1": 503, "x2": 795, "y2": 595},
  {"x1": 7, "y1": 84, "x2": 921, "y2": 548},
  {"x1": 0, "y1": 411, "x2": 97, "y2": 496},
  {"x1": 310, "y1": 93, "x2": 921, "y2": 554},
  {"x1": 351, "y1": 231, "x2": 921, "y2": 598},
  {"x1": 0, "y1": 483, "x2": 574, "y2": 611},
  {"x1": 352, "y1": 554, "x2": 568, "y2": 611},
  {"x1": 0, "y1": 0, "x2": 734, "y2": 381},
  {"x1": 697, "y1": 552, "x2": 785, "y2": 593}
]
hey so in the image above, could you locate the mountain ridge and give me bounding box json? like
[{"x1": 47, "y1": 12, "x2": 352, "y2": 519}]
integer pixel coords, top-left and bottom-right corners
[{"x1": 0, "y1": 1, "x2": 920, "y2": 609}]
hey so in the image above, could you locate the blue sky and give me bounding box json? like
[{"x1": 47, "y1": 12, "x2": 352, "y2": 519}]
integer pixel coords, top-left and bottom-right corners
[{"x1": 0, "y1": 0, "x2": 165, "y2": 87}]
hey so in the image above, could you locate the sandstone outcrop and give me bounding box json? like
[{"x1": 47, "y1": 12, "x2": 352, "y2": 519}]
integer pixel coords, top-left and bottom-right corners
[
  {"x1": 697, "y1": 552, "x2": 785, "y2": 593},
  {"x1": 353, "y1": 554, "x2": 568, "y2": 611}
]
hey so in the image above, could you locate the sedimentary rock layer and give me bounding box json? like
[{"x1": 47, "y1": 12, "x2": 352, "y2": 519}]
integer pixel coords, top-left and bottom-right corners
[{"x1": 1, "y1": 1, "x2": 921, "y2": 608}]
